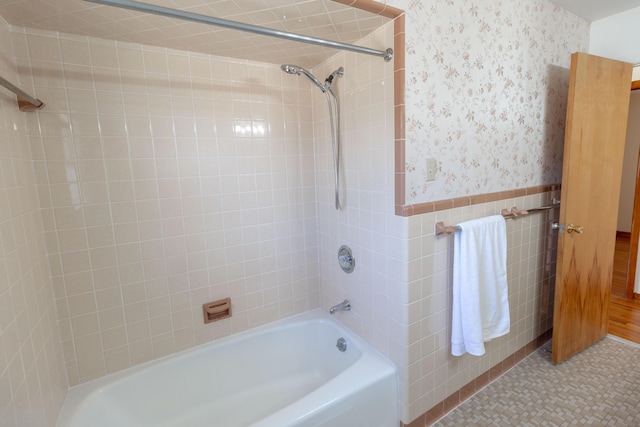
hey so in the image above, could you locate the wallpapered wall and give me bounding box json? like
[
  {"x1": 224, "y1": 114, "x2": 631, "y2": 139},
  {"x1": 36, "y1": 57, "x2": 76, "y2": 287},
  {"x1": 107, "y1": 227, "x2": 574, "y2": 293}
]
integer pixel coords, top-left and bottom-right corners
[{"x1": 394, "y1": 0, "x2": 590, "y2": 204}]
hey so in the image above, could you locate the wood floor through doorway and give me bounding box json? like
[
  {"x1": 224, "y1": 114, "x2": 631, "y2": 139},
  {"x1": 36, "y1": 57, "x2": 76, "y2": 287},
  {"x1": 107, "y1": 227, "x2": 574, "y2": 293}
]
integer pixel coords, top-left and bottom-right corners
[{"x1": 609, "y1": 234, "x2": 640, "y2": 344}]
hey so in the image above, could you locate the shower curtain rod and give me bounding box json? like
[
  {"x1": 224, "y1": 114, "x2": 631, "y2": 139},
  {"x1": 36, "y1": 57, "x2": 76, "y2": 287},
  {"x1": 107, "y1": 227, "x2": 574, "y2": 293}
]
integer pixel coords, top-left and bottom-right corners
[
  {"x1": 83, "y1": 0, "x2": 393, "y2": 62},
  {"x1": 0, "y1": 75, "x2": 44, "y2": 112}
]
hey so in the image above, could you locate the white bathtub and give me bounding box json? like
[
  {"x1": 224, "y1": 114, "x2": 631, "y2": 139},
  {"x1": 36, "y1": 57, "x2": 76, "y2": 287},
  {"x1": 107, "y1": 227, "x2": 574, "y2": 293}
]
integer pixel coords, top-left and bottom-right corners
[{"x1": 57, "y1": 309, "x2": 398, "y2": 427}]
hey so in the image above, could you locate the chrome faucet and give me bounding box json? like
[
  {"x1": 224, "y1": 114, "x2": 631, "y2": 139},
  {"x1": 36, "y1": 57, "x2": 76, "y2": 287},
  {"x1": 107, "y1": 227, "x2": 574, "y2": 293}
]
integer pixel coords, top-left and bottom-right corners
[{"x1": 329, "y1": 299, "x2": 351, "y2": 314}]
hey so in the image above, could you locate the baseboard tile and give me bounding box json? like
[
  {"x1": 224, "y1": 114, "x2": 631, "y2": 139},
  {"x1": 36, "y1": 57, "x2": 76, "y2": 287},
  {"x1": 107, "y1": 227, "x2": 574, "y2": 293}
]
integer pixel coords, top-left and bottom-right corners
[{"x1": 400, "y1": 329, "x2": 553, "y2": 427}]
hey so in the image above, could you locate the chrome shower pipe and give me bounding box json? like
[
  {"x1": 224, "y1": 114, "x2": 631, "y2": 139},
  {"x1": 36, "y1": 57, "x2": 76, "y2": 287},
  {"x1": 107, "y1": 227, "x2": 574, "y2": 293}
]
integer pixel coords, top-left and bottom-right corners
[
  {"x1": 281, "y1": 65, "x2": 343, "y2": 210},
  {"x1": 83, "y1": 0, "x2": 393, "y2": 61},
  {"x1": 325, "y1": 86, "x2": 341, "y2": 210}
]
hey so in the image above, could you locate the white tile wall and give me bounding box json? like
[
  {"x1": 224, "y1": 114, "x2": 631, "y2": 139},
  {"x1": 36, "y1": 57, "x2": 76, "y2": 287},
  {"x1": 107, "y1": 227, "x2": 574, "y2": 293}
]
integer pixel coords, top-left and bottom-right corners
[
  {"x1": 314, "y1": 21, "x2": 399, "y2": 348},
  {"x1": 17, "y1": 27, "x2": 321, "y2": 386},
  {"x1": 313, "y1": 18, "x2": 415, "y2": 418},
  {"x1": 0, "y1": 18, "x2": 67, "y2": 427}
]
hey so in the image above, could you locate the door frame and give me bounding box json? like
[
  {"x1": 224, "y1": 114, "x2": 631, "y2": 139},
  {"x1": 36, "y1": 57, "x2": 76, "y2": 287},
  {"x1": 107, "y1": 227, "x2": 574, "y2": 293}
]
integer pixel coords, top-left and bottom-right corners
[{"x1": 625, "y1": 80, "x2": 640, "y2": 300}]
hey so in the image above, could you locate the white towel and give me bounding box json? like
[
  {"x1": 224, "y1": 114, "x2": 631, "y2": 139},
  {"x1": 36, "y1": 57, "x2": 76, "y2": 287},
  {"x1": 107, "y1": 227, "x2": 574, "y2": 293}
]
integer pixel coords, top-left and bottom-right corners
[{"x1": 451, "y1": 215, "x2": 510, "y2": 356}]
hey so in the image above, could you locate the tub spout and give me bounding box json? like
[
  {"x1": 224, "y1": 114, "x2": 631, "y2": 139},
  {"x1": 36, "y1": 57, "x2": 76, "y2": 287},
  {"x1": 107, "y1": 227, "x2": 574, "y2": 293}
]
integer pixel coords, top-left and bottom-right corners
[{"x1": 329, "y1": 299, "x2": 351, "y2": 314}]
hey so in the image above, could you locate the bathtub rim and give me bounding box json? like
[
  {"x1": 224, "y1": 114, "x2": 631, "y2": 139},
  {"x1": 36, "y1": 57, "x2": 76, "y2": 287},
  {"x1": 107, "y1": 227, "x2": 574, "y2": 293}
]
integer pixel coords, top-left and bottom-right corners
[{"x1": 57, "y1": 308, "x2": 399, "y2": 427}]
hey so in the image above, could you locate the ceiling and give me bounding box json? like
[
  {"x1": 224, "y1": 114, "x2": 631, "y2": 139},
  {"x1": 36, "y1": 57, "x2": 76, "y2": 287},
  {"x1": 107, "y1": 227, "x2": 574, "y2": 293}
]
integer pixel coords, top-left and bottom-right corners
[
  {"x1": 551, "y1": 0, "x2": 640, "y2": 21},
  {"x1": 0, "y1": 0, "x2": 639, "y2": 69},
  {"x1": 0, "y1": 0, "x2": 389, "y2": 68}
]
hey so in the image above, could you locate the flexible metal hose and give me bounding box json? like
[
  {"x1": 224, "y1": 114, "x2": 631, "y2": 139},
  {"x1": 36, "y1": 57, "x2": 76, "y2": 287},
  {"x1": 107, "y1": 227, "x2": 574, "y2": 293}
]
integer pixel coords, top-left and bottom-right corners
[{"x1": 325, "y1": 87, "x2": 340, "y2": 210}]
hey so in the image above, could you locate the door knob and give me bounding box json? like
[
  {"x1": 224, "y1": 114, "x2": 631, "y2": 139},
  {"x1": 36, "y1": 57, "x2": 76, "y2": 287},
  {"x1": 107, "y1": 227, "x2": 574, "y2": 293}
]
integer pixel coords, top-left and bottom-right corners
[{"x1": 566, "y1": 224, "x2": 584, "y2": 234}]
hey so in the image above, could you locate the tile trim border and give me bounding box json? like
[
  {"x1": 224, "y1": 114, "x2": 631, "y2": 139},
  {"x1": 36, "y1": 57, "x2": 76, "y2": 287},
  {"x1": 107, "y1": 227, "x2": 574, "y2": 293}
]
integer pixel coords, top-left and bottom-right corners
[
  {"x1": 400, "y1": 329, "x2": 554, "y2": 427},
  {"x1": 396, "y1": 184, "x2": 562, "y2": 217}
]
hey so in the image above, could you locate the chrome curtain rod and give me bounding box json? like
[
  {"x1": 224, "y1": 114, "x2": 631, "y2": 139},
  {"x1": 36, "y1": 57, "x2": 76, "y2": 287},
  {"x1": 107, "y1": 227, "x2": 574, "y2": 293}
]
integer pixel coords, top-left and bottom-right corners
[
  {"x1": 83, "y1": 0, "x2": 394, "y2": 62},
  {"x1": 0, "y1": 75, "x2": 44, "y2": 111}
]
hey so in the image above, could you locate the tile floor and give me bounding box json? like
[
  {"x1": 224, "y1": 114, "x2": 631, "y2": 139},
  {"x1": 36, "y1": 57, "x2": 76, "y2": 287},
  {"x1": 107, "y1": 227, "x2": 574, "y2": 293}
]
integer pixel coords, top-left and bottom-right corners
[{"x1": 435, "y1": 337, "x2": 640, "y2": 426}]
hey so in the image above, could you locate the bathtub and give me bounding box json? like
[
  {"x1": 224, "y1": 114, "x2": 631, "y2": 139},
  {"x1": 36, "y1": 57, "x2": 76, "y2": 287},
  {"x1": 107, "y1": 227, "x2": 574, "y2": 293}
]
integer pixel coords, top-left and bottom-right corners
[{"x1": 57, "y1": 309, "x2": 398, "y2": 427}]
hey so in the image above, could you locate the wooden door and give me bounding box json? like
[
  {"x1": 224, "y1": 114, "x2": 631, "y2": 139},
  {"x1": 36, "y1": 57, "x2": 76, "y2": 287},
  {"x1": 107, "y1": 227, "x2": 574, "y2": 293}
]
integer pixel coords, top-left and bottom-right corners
[{"x1": 552, "y1": 52, "x2": 632, "y2": 364}]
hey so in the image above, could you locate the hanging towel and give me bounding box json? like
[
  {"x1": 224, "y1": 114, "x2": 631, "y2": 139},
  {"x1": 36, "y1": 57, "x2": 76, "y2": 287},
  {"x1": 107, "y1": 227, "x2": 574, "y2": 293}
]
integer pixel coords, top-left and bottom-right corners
[{"x1": 451, "y1": 215, "x2": 510, "y2": 357}]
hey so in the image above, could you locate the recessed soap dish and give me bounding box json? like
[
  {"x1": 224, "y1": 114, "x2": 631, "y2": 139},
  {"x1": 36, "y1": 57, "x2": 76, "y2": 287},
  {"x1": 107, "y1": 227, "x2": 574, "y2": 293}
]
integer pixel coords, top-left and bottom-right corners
[{"x1": 203, "y1": 298, "x2": 232, "y2": 324}]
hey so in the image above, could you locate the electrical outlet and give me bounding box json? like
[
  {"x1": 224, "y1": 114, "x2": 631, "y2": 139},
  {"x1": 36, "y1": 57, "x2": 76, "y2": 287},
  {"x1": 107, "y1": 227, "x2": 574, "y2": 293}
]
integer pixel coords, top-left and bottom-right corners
[{"x1": 426, "y1": 158, "x2": 437, "y2": 181}]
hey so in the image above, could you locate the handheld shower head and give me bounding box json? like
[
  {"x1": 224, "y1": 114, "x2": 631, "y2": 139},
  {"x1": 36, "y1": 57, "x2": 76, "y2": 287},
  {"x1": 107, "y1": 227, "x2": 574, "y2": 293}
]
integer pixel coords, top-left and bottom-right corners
[
  {"x1": 280, "y1": 64, "x2": 326, "y2": 92},
  {"x1": 281, "y1": 64, "x2": 301, "y2": 75}
]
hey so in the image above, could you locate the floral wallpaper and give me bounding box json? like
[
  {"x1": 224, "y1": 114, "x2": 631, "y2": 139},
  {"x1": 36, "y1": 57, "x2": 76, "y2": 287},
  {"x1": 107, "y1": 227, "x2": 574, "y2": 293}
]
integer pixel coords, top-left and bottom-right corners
[{"x1": 392, "y1": 0, "x2": 590, "y2": 203}]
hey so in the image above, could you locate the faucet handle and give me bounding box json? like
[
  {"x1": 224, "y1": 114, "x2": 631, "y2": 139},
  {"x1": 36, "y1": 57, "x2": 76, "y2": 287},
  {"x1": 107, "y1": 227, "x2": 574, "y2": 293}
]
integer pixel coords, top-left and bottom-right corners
[
  {"x1": 338, "y1": 254, "x2": 352, "y2": 267},
  {"x1": 338, "y1": 245, "x2": 355, "y2": 273}
]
